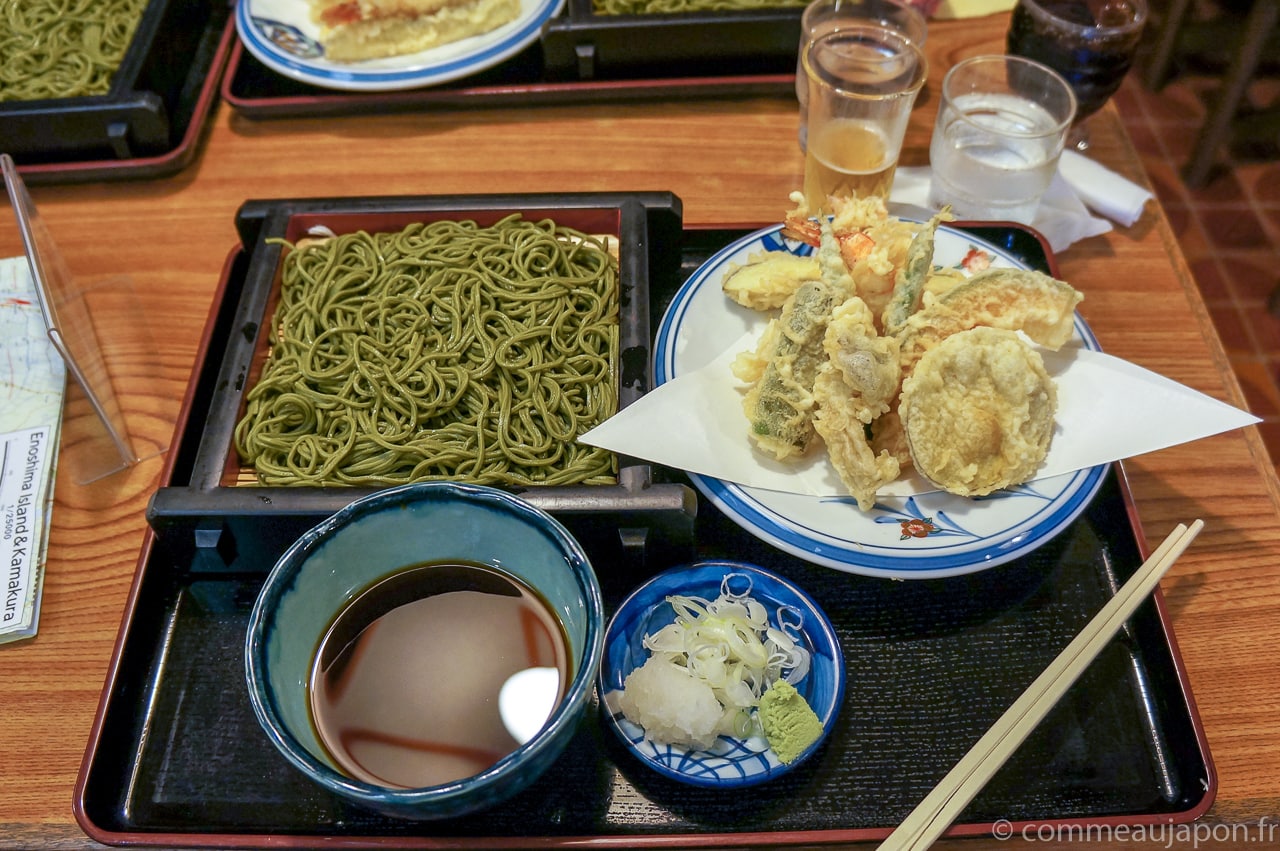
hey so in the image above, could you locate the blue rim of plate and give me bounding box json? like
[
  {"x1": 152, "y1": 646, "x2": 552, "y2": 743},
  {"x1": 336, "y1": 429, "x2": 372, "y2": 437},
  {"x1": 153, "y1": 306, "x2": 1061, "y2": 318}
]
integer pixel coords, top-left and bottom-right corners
[
  {"x1": 598, "y1": 561, "x2": 845, "y2": 788},
  {"x1": 235, "y1": 0, "x2": 565, "y2": 92},
  {"x1": 654, "y1": 222, "x2": 1109, "y2": 580}
]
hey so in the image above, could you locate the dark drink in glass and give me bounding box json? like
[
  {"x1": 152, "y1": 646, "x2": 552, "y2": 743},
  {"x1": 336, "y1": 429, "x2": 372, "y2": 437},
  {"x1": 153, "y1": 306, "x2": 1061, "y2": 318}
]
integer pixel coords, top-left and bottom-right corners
[{"x1": 1007, "y1": 0, "x2": 1147, "y2": 124}]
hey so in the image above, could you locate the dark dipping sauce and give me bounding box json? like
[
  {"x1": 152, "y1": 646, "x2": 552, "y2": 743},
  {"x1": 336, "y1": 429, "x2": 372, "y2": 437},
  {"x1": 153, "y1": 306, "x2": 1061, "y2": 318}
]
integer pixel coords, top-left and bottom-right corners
[{"x1": 308, "y1": 561, "x2": 571, "y2": 789}]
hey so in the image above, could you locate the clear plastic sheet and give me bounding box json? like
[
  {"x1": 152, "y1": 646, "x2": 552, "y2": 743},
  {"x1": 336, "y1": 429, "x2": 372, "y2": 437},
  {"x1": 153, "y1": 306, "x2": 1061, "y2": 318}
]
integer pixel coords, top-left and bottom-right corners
[{"x1": 2, "y1": 153, "x2": 165, "y2": 483}]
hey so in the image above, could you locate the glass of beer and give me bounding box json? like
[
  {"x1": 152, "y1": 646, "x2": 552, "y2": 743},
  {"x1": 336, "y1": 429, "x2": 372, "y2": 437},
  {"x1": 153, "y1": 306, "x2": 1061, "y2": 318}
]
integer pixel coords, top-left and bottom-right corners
[
  {"x1": 1006, "y1": 0, "x2": 1147, "y2": 150},
  {"x1": 795, "y1": 0, "x2": 929, "y2": 152},
  {"x1": 800, "y1": 25, "x2": 927, "y2": 210}
]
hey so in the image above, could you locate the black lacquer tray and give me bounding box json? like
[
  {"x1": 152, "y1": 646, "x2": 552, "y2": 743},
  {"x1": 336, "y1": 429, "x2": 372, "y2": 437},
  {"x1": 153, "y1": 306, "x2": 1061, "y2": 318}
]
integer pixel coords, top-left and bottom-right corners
[
  {"x1": 74, "y1": 204, "x2": 1215, "y2": 847},
  {"x1": 6, "y1": 0, "x2": 235, "y2": 185},
  {"x1": 220, "y1": 37, "x2": 795, "y2": 120},
  {"x1": 539, "y1": 0, "x2": 804, "y2": 81},
  {"x1": 151, "y1": 191, "x2": 697, "y2": 538}
]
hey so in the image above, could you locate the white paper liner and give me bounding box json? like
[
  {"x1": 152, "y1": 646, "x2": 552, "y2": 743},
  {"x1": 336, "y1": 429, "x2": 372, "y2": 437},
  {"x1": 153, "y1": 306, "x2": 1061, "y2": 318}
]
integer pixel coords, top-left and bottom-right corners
[{"x1": 581, "y1": 332, "x2": 1259, "y2": 499}]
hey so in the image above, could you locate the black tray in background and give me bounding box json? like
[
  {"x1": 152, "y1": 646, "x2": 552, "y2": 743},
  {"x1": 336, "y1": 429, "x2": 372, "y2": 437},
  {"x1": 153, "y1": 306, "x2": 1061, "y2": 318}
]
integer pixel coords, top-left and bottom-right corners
[
  {"x1": 220, "y1": 37, "x2": 795, "y2": 120},
  {"x1": 74, "y1": 223, "x2": 1215, "y2": 847},
  {"x1": 540, "y1": 0, "x2": 804, "y2": 81},
  {"x1": 5, "y1": 0, "x2": 234, "y2": 184}
]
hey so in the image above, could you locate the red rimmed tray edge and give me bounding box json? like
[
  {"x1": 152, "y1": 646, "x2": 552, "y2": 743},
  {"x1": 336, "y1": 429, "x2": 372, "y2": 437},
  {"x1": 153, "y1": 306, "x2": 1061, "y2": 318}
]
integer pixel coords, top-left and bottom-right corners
[
  {"x1": 219, "y1": 39, "x2": 795, "y2": 119},
  {"x1": 71, "y1": 225, "x2": 1218, "y2": 849},
  {"x1": 15, "y1": 16, "x2": 236, "y2": 186}
]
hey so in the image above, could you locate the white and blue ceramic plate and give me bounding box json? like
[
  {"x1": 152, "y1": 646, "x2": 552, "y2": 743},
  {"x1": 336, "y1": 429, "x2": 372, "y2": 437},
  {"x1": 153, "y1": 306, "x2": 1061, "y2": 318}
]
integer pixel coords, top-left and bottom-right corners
[
  {"x1": 654, "y1": 222, "x2": 1108, "y2": 580},
  {"x1": 600, "y1": 561, "x2": 844, "y2": 788},
  {"x1": 235, "y1": 0, "x2": 564, "y2": 91}
]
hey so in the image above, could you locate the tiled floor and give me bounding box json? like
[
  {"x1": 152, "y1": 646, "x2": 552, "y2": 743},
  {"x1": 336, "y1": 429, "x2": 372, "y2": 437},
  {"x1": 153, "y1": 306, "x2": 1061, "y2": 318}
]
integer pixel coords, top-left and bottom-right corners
[{"x1": 1116, "y1": 1, "x2": 1280, "y2": 471}]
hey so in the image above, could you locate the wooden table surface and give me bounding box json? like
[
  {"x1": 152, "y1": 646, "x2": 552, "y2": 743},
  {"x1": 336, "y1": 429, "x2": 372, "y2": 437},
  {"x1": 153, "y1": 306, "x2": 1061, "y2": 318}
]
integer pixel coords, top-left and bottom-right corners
[{"x1": 2, "y1": 10, "x2": 1279, "y2": 850}]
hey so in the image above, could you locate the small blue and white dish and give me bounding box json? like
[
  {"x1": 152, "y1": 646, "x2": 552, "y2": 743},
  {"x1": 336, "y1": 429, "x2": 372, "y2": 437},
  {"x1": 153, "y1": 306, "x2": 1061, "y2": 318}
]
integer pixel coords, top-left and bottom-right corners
[
  {"x1": 244, "y1": 481, "x2": 604, "y2": 820},
  {"x1": 599, "y1": 560, "x2": 844, "y2": 788}
]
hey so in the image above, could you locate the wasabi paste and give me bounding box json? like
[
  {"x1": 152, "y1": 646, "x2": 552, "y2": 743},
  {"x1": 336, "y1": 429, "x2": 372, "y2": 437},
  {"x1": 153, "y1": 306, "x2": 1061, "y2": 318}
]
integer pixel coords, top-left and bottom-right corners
[{"x1": 758, "y1": 680, "x2": 823, "y2": 764}]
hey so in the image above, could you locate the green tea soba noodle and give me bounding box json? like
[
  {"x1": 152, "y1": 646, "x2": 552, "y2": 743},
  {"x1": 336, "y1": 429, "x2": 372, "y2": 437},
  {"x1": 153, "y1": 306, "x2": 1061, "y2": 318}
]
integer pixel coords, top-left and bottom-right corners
[
  {"x1": 1, "y1": 0, "x2": 149, "y2": 102},
  {"x1": 233, "y1": 216, "x2": 621, "y2": 488},
  {"x1": 592, "y1": 0, "x2": 804, "y2": 15}
]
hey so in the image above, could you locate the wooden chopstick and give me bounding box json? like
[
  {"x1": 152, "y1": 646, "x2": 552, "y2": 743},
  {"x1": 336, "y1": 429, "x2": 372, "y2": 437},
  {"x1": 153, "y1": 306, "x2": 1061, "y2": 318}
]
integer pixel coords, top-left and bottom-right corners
[{"x1": 878, "y1": 519, "x2": 1205, "y2": 851}]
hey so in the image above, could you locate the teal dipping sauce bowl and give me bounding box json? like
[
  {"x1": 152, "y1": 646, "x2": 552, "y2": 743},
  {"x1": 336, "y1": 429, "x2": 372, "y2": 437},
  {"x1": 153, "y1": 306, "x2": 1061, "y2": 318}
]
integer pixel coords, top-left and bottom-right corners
[{"x1": 244, "y1": 481, "x2": 605, "y2": 820}]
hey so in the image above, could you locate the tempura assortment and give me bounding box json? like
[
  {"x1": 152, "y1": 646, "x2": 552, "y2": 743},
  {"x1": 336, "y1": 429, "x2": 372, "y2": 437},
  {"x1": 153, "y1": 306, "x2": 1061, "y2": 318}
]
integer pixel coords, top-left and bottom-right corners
[{"x1": 724, "y1": 193, "x2": 1084, "y2": 509}]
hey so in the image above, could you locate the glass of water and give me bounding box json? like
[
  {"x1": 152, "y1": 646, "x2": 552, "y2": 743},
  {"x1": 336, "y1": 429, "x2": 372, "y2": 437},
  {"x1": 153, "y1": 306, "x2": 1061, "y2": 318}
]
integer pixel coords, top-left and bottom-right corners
[{"x1": 927, "y1": 54, "x2": 1077, "y2": 225}]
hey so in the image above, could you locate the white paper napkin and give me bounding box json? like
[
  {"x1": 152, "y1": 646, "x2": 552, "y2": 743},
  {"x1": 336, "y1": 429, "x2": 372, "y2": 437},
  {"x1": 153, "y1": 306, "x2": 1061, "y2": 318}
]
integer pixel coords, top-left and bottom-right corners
[
  {"x1": 893, "y1": 152, "x2": 1154, "y2": 251},
  {"x1": 580, "y1": 332, "x2": 1259, "y2": 499},
  {"x1": 1058, "y1": 149, "x2": 1154, "y2": 227},
  {"x1": 892, "y1": 167, "x2": 1112, "y2": 254},
  {"x1": 931, "y1": 0, "x2": 1015, "y2": 19}
]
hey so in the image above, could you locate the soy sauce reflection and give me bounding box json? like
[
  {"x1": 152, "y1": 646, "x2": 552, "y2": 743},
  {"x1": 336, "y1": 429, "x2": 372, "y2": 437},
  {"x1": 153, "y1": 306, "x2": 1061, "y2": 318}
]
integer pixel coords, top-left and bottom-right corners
[{"x1": 308, "y1": 561, "x2": 571, "y2": 790}]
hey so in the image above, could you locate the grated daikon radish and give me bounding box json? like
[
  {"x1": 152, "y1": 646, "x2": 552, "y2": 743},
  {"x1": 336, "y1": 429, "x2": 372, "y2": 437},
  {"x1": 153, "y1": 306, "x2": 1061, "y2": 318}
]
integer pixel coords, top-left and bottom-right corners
[{"x1": 618, "y1": 573, "x2": 811, "y2": 748}]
